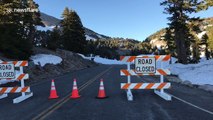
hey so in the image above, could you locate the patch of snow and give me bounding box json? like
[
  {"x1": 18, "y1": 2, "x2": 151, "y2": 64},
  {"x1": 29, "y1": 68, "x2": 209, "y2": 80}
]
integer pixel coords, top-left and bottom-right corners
[
  {"x1": 36, "y1": 26, "x2": 55, "y2": 31},
  {"x1": 97, "y1": 34, "x2": 103, "y2": 39},
  {"x1": 200, "y1": 57, "x2": 207, "y2": 62},
  {"x1": 93, "y1": 56, "x2": 127, "y2": 65},
  {"x1": 86, "y1": 35, "x2": 97, "y2": 41},
  {"x1": 150, "y1": 39, "x2": 157, "y2": 44},
  {"x1": 170, "y1": 59, "x2": 213, "y2": 85},
  {"x1": 197, "y1": 31, "x2": 206, "y2": 39},
  {"x1": 207, "y1": 24, "x2": 213, "y2": 27},
  {"x1": 157, "y1": 45, "x2": 162, "y2": 50},
  {"x1": 198, "y1": 85, "x2": 213, "y2": 92},
  {"x1": 30, "y1": 54, "x2": 62, "y2": 67},
  {"x1": 78, "y1": 54, "x2": 127, "y2": 65}
]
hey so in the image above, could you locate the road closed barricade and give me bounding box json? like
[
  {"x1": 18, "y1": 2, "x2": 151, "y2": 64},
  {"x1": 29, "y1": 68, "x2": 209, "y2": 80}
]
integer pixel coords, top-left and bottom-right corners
[
  {"x1": 120, "y1": 55, "x2": 172, "y2": 101},
  {"x1": 0, "y1": 61, "x2": 33, "y2": 103}
]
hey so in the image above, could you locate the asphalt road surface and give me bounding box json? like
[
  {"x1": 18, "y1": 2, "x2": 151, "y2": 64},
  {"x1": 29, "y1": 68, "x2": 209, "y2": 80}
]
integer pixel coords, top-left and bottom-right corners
[{"x1": 0, "y1": 65, "x2": 213, "y2": 120}]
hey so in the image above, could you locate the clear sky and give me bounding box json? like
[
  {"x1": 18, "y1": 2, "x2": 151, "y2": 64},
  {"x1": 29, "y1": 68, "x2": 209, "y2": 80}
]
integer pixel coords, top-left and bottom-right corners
[{"x1": 35, "y1": 0, "x2": 213, "y2": 41}]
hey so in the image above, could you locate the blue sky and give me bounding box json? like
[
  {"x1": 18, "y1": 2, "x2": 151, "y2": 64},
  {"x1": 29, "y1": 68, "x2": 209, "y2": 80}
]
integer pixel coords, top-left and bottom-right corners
[{"x1": 35, "y1": 0, "x2": 213, "y2": 41}]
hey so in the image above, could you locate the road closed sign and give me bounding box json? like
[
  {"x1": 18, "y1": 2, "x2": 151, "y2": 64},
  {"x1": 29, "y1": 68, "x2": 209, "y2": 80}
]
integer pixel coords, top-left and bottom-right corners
[
  {"x1": 0, "y1": 64, "x2": 15, "y2": 79},
  {"x1": 135, "y1": 57, "x2": 156, "y2": 74}
]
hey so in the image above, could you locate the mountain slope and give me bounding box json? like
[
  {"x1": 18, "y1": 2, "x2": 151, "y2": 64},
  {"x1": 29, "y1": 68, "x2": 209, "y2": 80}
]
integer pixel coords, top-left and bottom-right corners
[
  {"x1": 39, "y1": 12, "x2": 110, "y2": 40},
  {"x1": 144, "y1": 17, "x2": 213, "y2": 48},
  {"x1": 40, "y1": 13, "x2": 61, "y2": 26}
]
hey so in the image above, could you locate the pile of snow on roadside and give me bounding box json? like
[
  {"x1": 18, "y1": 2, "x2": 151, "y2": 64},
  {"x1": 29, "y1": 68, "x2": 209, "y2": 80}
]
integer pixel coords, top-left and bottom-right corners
[
  {"x1": 170, "y1": 59, "x2": 213, "y2": 85},
  {"x1": 30, "y1": 54, "x2": 62, "y2": 67},
  {"x1": 93, "y1": 56, "x2": 127, "y2": 64},
  {"x1": 78, "y1": 54, "x2": 127, "y2": 65}
]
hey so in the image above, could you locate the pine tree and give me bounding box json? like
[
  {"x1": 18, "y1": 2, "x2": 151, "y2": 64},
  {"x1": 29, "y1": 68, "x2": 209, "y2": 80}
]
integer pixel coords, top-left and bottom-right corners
[
  {"x1": 201, "y1": 33, "x2": 210, "y2": 60},
  {"x1": 47, "y1": 26, "x2": 61, "y2": 50},
  {"x1": 161, "y1": 0, "x2": 212, "y2": 64},
  {"x1": 23, "y1": 0, "x2": 44, "y2": 42},
  {"x1": 207, "y1": 27, "x2": 213, "y2": 55},
  {"x1": 164, "y1": 27, "x2": 177, "y2": 57},
  {"x1": 191, "y1": 39, "x2": 200, "y2": 63},
  {"x1": 61, "y1": 8, "x2": 87, "y2": 53},
  {"x1": 0, "y1": 0, "x2": 43, "y2": 59}
]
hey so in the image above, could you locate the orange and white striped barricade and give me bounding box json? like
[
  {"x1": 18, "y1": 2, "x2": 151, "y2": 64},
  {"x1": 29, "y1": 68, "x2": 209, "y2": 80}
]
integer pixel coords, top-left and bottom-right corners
[
  {"x1": 120, "y1": 55, "x2": 172, "y2": 101},
  {"x1": 0, "y1": 61, "x2": 33, "y2": 103}
]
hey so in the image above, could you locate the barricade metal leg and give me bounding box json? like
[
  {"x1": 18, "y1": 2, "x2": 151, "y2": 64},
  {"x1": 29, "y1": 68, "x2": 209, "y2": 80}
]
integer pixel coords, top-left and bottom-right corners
[
  {"x1": 0, "y1": 94, "x2": 8, "y2": 99},
  {"x1": 127, "y1": 89, "x2": 133, "y2": 101},
  {"x1": 154, "y1": 89, "x2": 171, "y2": 101},
  {"x1": 154, "y1": 62, "x2": 172, "y2": 101},
  {"x1": 13, "y1": 67, "x2": 33, "y2": 104},
  {"x1": 13, "y1": 92, "x2": 33, "y2": 104},
  {"x1": 126, "y1": 62, "x2": 133, "y2": 101}
]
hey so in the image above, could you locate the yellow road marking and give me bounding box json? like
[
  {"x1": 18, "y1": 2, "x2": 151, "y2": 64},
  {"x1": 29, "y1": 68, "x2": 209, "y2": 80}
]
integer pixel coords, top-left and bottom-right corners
[{"x1": 32, "y1": 66, "x2": 113, "y2": 120}]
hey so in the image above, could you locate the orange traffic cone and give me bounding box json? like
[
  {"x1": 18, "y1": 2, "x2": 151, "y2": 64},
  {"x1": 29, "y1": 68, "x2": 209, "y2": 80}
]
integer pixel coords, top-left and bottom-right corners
[
  {"x1": 49, "y1": 79, "x2": 59, "y2": 99},
  {"x1": 96, "y1": 79, "x2": 108, "y2": 99},
  {"x1": 70, "y1": 79, "x2": 80, "y2": 99}
]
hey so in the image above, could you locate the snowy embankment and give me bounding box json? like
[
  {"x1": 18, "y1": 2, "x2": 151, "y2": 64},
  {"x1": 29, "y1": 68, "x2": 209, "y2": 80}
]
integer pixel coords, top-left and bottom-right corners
[
  {"x1": 78, "y1": 54, "x2": 127, "y2": 65},
  {"x1": 151, "y1": 57, "x2": 212, "y2": 86},
  {"x1": 30, "y1": 54, "x2": 62, "y2": 67},
  {"x1": 170, "y1": 59, "x2": 213, "y2": 85},
  {"x1": 36, "y1": 26, "x2": 55, "y2": 31}
]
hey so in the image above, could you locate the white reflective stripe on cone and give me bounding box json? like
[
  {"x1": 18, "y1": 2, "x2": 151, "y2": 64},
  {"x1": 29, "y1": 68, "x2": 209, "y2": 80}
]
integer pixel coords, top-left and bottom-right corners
[
  {"x1": 73, "y1": 81, "x2": 77, "y2": 86},
  {"x1": 73, "y1": 86, "x2": 77, "y2": 90},
  {"x1": 100, "y1": 86, "x2": 104, "y2": 90},
  {"x1": 51, "y1": 82, "x2": 55, "y2": 86},
  {"x1": 51, "y1": 86, "x2": 56, "y2": 90}
]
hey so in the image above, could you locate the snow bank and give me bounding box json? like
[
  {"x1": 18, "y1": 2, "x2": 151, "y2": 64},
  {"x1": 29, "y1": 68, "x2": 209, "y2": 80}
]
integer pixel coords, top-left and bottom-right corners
[
  {"x1": 85, "y1": 35, "x2": 97, "y2": 41},
  {"x1": 30, "y1": 54, "x2": 62, "y2": 67},
  {"x1": 197, "y1": 31, "x2": 206, "y2": 39},
  {"x1": 92, "y1": 56, "x2": 127, "y2": 65},
  {"x1": 170, "y1": 59, "x2": 213, "y2": 85},
  {"x1": 36, "y1": 26, "x2": 55, "y2": 31},
  {"x1": 78, "y1": 54, "x2": 127, "y2": 65}
]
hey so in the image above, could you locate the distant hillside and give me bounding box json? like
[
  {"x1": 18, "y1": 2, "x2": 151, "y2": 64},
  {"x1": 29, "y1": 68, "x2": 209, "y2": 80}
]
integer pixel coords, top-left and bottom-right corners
[
  {"x1": 38, "y1": 12, "x2": 144, "y2": 58},
  {"x1": 40, "y1": 13, "x2": 61, "y2": 26},
  {"x1": 39, "y1": 12, "x2": 110, "y2": 40},
  {"x1": 144, "y1": 17, "x2": 213, "y2": 48}
]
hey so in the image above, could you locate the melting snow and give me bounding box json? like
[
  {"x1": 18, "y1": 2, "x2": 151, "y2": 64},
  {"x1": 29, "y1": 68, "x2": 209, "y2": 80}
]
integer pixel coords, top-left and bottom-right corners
[
  {"x1": 85, "y1": 35, "x2": 97, "y2": 41},
  {"x1": 30, "y1": 54, "x2": 62, "y2": 67},
  {"x1": 197, "y1": 31, "x2": 206, "y2": 39},
  {"x1": 170, "y1": 59, "x2": 213, "y2": 85}
]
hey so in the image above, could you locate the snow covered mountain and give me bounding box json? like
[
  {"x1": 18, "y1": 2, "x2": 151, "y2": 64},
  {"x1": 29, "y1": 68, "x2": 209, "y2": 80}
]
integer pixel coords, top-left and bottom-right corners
[
  {"x1": 144, "y1": 17, "x2": 213, "y2": 48},
  {"x1": 38, "y1": 12, "x2": 110, "y2": 40}
]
